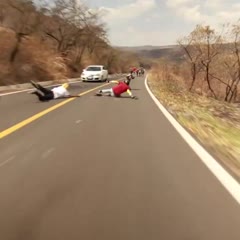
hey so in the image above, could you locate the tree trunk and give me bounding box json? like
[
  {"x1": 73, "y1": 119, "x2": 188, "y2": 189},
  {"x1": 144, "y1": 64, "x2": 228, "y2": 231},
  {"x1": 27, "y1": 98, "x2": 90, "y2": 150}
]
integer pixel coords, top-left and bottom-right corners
[
  {"x1": 75, "y1": 45, "x2": 86, "y2": 64},
  {"x1": 224, "y1": 85, "x2": 231, "y2": 102},
  {"x1": 189, "y1": 63, "x2": 196, "y2": 91},
  {"x1": 229, "y1": 86, "x2": 237, "y2": 102},
  {"x1": 10, "y1": 33, "x2": 23, "y2": 63},
  {"x1": 205, "y1": 63, "x2": 216, "y2": 98}
]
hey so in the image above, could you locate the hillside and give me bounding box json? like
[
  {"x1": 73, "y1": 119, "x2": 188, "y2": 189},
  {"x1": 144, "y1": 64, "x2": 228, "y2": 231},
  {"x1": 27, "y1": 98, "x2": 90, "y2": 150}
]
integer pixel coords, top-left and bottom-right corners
[
  {"x1": 0, "y1": 0, "x2": 142, "y2": 86},
  {"x1": 116, "y1": 45, "x2": 185, "y2": 62},
  {"x1": 115, "y1": 45, "x2": 178, "y2": 52}
]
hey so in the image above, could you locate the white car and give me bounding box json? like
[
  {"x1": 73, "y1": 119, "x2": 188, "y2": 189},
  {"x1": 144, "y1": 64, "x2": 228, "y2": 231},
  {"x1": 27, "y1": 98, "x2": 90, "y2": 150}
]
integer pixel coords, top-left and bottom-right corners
[{"x1": 81, "y1": 65, "x2": 108, "y2": 82}]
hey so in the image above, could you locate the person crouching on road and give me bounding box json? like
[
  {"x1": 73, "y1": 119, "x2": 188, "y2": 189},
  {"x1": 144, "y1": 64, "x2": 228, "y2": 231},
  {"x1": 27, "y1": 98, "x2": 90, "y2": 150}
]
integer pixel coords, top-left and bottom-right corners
[
  {"x1": 136, "y1": 68, "x2": 141, "y2": 77},
  {"x1": 96, "y1": 74, "x2": 137, "y2": 99},
  {"x1": 30, "y1": 81, "x2": 80, "y2": 101}
]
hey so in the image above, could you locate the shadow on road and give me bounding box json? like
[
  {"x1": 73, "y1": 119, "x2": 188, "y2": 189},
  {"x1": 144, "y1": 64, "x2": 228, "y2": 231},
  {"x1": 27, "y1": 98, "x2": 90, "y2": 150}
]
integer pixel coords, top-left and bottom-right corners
[{"x1": 95, "y1": 95, "x2": 139, "y2": 100}]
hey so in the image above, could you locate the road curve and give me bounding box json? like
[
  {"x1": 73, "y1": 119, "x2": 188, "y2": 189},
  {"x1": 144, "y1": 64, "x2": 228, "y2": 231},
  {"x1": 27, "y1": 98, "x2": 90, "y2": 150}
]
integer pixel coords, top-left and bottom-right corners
[{"x1": 0, "y1": 77, "x2": 240, "y2": 240}]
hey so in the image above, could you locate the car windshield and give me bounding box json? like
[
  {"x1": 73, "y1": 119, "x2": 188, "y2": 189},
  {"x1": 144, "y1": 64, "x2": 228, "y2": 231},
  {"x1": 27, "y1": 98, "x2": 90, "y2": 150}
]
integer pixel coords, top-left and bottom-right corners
[{"x1": 86, "y1": 67, "x2": 101, "y2": 71}]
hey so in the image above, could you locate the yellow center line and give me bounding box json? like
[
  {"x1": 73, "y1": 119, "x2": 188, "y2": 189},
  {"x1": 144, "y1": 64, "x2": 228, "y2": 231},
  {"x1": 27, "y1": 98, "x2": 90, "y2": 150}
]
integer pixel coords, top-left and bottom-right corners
[{"x1": 0, "y1": 82, "x2": 110, "y2": 140}]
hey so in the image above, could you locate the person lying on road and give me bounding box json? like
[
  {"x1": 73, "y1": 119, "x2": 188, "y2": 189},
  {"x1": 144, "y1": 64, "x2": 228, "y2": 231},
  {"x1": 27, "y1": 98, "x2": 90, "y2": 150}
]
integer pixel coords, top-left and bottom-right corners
[
  {"x1": 95, "y1": 76, "x2": 137, "y2": 99},
  {"x1": 30, "y1": 81, "x2": 80, "y2": 102}
]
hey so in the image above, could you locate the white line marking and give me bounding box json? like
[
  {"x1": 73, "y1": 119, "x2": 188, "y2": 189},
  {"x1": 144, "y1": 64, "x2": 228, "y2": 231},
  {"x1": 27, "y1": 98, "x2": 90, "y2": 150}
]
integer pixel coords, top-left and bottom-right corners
[
  {"x1": 0, "y1": 80, "x2": 82, "y2": 96},
  {"x1": 144, "y1": 75, "x2": 240, "y2": 205},
  {"x1": 76, "y1": 120, "x2": 82, "y2": 124},
  {"x1": 42, "y1": 148, "x2": 55, "y2": 159},
  {"x1": 0, "y1": 155, "x2": 16, "y2": 168}
]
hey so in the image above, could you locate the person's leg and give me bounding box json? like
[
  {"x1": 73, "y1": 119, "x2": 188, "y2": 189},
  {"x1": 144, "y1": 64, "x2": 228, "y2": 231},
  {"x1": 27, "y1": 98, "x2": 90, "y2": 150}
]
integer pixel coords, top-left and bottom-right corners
[
  {"x1": 31, "y1": 90, "x2": 46, "y2": 101},
  {"x1": 31, "y1": 90, "x2": 53, "y2": 101},
  {"x1": 38, "y1": 85, "x2": 53, "y2": 95},
  {"x1": 101, "y1": 89, "x2": 113, "y2": 94},
  {"x1": 31, "y1": 80, "x2": 52, "y2": 95},
  {"x1": 97, "y1": 88, "x2": 115, "y2": 96}
]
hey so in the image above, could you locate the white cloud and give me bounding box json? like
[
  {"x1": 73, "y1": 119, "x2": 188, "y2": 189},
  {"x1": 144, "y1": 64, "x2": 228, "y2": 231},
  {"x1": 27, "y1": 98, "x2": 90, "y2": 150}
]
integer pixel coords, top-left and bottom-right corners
[
  {"x1": 166, "y1": 0, "x2": 194, "y2": 8},
  {"x1": 87, "y1": 0, "x2": 240, "y2": 46},
  {"x1": 178, "y1": 5, "x2": 203, "y2": 22},
  {"x1": 217, "y1": 10, "x2": 240, "y2": 22},
  {"x1": 100, "y1": 0, "x2": 156, "y2": 23},
  {"x1": 204, "y1": 0, "x2": 224, "y2": 10},
  {"x1": 110, "y1": 27, "x2": 180, "y2": 46},
  {"x1": 166, "y1": 0, "x2": 206, "y2": 23},
  {"x1": 166, "y1": 0, "x2": 240, "y2": 25}
]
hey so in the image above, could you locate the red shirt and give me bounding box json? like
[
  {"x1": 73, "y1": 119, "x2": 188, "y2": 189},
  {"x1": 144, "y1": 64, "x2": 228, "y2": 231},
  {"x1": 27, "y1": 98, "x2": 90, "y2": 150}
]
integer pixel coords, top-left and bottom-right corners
[{"x1": 112, "y1": 82, "x2": 130, "y2": 96}]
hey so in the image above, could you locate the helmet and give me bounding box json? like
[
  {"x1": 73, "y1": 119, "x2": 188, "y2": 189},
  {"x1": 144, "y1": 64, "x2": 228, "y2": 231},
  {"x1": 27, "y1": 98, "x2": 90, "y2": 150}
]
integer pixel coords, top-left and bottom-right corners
[{"x1": 62, "y1": 83, "x2": 69, "y2": 89}]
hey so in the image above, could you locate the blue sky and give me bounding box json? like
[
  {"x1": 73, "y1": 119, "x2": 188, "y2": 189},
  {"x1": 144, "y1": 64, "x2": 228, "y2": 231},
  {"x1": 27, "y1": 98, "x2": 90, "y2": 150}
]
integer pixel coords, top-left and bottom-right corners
[{"x1": 85, "y1": 0, "x2": 240, "y2": 46}]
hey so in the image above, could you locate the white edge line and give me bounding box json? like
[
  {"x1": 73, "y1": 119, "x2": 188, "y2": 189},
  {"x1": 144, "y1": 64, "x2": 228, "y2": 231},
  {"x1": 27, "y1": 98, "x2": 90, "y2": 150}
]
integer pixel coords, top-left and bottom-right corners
[
  {"x1": 144, "y1": 74, "x2": 240, "y2": 205},
  {"x1": 0, "y1": 80, "x2": 82, "y2": 96},
  {"x1": 0, "y1": 156, "x2": 16, "y2": 168}
]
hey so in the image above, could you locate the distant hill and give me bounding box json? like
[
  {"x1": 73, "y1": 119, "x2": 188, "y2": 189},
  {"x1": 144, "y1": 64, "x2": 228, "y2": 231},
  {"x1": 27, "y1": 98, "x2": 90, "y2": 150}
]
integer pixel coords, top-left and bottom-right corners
[
  {"x1": 115, "y1": 45, "x2": 185, "y2": 62},
  {"x1": 115, "y1": 45, "x2": 178, "y2": 52}
]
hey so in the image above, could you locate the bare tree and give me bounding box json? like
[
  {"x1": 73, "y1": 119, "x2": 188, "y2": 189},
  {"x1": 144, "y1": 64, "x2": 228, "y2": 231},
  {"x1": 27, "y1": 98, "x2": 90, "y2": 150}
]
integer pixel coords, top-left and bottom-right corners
[
  {"x1": 191, "y1": 25, "x2": 223, "y2": 98},
  {"x1": 4, "y1": 0, "x2": 41, "y2": 62},
  {"x1": 177, "y1": 35, "x2": 203, "y2": 91},
  {"x1": 41, "y1": 0, "x2": 107, "y2": 56},
  {"x1": 227, "y1": 22, "x2": 240, "y2": 102},
  {"x1": 86, "y1": 25, "x2": 108, "y2": 55},
  {"x1": 212, "y1": 22, "x2": 240, "y2": 102},
  {"x1": 0, "y1": 0, "x2": 6, "y2": 25},
  {"x1": 41, "y1": 14, "x2": 78, "y2": 53}
]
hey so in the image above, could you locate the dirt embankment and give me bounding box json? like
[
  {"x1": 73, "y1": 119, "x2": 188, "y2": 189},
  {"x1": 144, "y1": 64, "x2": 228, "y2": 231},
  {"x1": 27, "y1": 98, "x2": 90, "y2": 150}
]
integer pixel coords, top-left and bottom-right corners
[{"x1": 0, "y1": 27, "x2": 73, "y2": 86}]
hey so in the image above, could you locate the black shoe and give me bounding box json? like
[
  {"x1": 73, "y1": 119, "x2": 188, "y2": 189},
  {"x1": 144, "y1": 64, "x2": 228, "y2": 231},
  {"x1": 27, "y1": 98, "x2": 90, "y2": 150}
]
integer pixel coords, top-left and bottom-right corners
[{"x1": 95, "y1": 90, "x2": 102, "y2": 96}]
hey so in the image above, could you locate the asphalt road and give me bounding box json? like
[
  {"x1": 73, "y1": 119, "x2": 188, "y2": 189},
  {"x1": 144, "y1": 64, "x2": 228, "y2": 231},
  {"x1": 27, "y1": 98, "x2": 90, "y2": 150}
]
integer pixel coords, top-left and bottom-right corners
[
  {"x1": 0, "y1": 81, "x2": 104, "y2": 131},
  {"x1": 0, "y1": 76, "x2": 240, "y2": 240}
]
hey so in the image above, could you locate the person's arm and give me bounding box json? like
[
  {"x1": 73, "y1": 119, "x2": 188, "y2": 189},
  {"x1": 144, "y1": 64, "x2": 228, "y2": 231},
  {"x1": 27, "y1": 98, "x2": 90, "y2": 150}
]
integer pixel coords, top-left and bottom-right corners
[
  {"x1": 64, "y1": 94, "x2": 81, "y2": 98},
  {"x1": 63, "y1": 90, "x2": 80, "y2": 98}
]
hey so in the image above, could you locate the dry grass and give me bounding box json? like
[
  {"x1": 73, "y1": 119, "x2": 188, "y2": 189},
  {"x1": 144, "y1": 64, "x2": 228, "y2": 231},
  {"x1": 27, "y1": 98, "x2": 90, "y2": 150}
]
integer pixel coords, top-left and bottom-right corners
[
  {"x1": 148, "y1": 69, "x2": 240, "y2": 178},
  {"x1": 0, "y1": 21, "x2": 142, "y2": 86},
  {"x1": 23, "y1": 38, "x2": 68, "y2": 82},
  {"x1": 0, "y1": 29, "x2": 68, "y2": 85}
]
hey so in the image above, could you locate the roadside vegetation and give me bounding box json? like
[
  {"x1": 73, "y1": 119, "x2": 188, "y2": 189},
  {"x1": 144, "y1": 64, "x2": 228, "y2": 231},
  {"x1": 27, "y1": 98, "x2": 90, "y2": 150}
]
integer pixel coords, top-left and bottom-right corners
[
  {"x1": 0, "y1": 0, "x2": 145, "y2": 86},
  {"x1": 148, "y1": 23, "x2": 240, "y2": 177}
]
